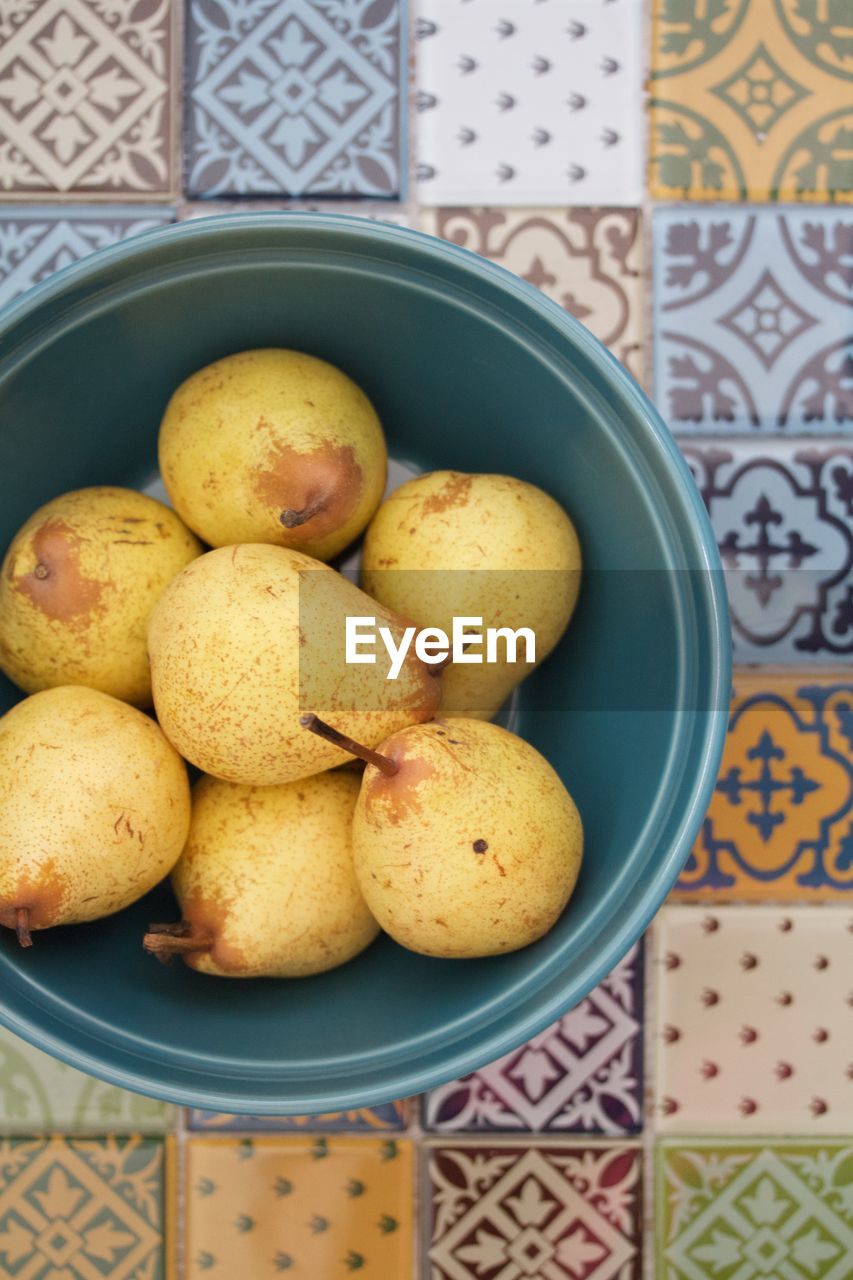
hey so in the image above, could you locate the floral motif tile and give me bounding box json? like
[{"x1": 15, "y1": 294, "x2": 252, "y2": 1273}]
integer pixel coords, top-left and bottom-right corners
[
  {"x1": 0, "y1": 1025, "x2": 173, "y2": 1135},
  {"x1": 654, "y1": 208, "x2": 853, "y2": 433},
  {"x1": 185, "y1": 0, "x2": 403, "y2": 198},
  {"x1": 682, "y1": 442, "x2": 853, "y2": 663},
  {"x1": 677, "y1": 673, "x2": 853, "y2": 900},
  {"x1": 0, "y1": 205, "x2": 174, "y2": 307},
  {"x1": 415, "y1": 0, "x2": 644, "y2": 205},
  {"x1": 657, "y1": 1139, "x2": 853, "y2": 1280},
  {"x1": 654, "y1": 905, "x2": 853, "y2": 1134},
  {"x1": 649, "y1": 0, "x2": 853, "y2": 202},
  {"x1": 426, "y1": 1142, "x2": 642, "y2": 1279},
  {"x1": 187, "y1": 1101, "x2": 407, "y2": 1131},
  {"x1": 425, "y1": 944, "x2": 643, "y2": 1135},
  {"x1": 0, "y1": 0, "x2": 177, "y2": 198},
  {"x1": 184, "y1": 1135, "x2": 412, "y2": 1277},
  {"x1": 0, "y1": 1135, "x2": 168, "y2": 1279},
  {"x1": 178, "y1": 199, "x2": 410, "y2": 223},
  {"x1": 422, "y1": 208, "x2": 643, "y2": 379}
]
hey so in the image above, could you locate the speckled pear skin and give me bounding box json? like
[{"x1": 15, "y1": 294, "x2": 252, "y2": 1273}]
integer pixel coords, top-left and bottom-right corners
[
  {"x1": 362, "y1": 471, "x2": 581, "y2": 719},
  {"x1": 0, "y1": 686, "x2": 191, "y2": 935},
  {"x1": 170, "y1": 770, "x2": 378, "y2": 978},
  {"x1": 352, "y1": 717, "x2": 583, "y2": 958},
  {"x1": 0, "y1": 487, "x2": 202, "y2": 708},
  {"x1": 147, "y1": 544, "x2": 442, "y2": 787},
  {"x1": 158, "y1": 349, "x2": 388, "y2": 561}
]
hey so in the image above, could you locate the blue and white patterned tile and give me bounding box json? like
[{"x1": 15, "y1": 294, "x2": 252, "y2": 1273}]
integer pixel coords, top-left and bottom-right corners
[
  {"x1": 0, "y1": 206, "x2": 174, "y2": 307},
  {"x1": 424, "y1": 944, "x2": 643, "y2": 1134},
  {"x1": 178, "y1": 199, "x2": 410, "y2": 224},
  {"x1": 415, "y1": 0, "x2": 644, "y2": 206},
  {"x1": 185, "y1": 0, "x2": 403, "y2": 198},
  {"x1": 654, "y1": 208, "x2": 853, "y2": 435},
  {"x1": 683, "y1": 442, "x2": 853, "y2": 664}
]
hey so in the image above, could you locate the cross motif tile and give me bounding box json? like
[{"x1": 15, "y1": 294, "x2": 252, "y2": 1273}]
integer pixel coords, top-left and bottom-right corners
[
  {"x1": 0, "y1": 205, "x2": 174, "y2": 306},
  {"x1": 0, "y1": 0, "x2": 177, "y2": 197},
  {"x1": 654, "y1": 905, "x2": 853, "y2": 1134},
  {"x1": 415, "y1": 0, "x2": 644, "y2": 206},
  {"x1": 682, "y1": 441, "x2": 853, "y2": 663},
  {"x1": 422, "y1": 207, "x2": 644, "y2": 380},
  {"x1": 0, "y1": 1135, "x2": 168, "y2": 1279},
  {"x1": 654, "y1": 208, "x2": 852, "y2": 434},
  {"x1": 187, "y1": 1101, "x2": 407, "y2": 1131},
  {"x1": 425, "y1": 944, "x2": 643, "y2": 1135},
  {"x1": 657, "y1": 1140, "x2": 853, "y2": 1280},
  {"x1": 676, "y1": 672, "x2": 853, "y2": 901},
  {"x1": 185, "y1": 0, "x2": 403, "y2": 198},
  {"x1": 426, "y1": 1142, "x2": 642, "y2": 1279},
  {"x1": 649, "y1": 0, "x2": 853, "y2": 202}
]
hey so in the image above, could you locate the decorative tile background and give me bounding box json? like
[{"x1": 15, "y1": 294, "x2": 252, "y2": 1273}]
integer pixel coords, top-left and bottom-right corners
[
  {"x1": 678, "y1": 673, "x2": 853, "y2": 900},
  {"x1": 415, "y1": 0, "x2": 644, "y2": 205},
  {"x1": 188, "y1": 1101, "x2": 407, "y2": 1130},
  {"x1": 654, "y1": 208, "x2": 853, "y2": 433},
  {"x1": 654, "y1": 905, "x2": 853, "y2": 1134},
  {"x1": 649, "y1": 0, "x2": 853, "y2": 203}
]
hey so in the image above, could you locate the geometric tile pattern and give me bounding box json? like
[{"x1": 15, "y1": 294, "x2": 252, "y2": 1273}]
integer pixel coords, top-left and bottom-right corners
[
  {"x1": 423, "y1": 207, "x2": 644, "y2": 380},
  {"x1": 0, "y1": 1135, "x2": 167, "y2": 1279},
  {"x1": 677, "y1": 673, "x2": 853, "y2": 900},
  {"x1": 657, "y1": 1140, "x2": 853, "y2": 1280},
  {"x1": 184, "y1": 1134, "x2": 412, "y2": 1278},
  {"x1": 682, "y1": 442, "x2": 853, "y2": 663},
  {"x1": 425, "y1": 944, "x2": 643, "y2": 1135},
  {"x1": 654, "y1": 906, "x2": 853, "y2": 1134},
  {"x1": 0, "y1": 205, "x2": 174, "y2": 306},
  {"x1": 653, "y1": 208, "x2": 853, "y2": 433},
  {"x1": 415, "y1": 0, "x2": 644, "y2": 205},
  {"x1": 0, "y1": 0, "x2": 176, "y2": 197},
  {"x1": 427, "y1": 1142, "x2": 642, "y2": 1280},
  {"x1": 649, "y1": 0, "x2": 853, "y2": 202},
  {"x1": 185, "y1": 0, "x2": 402, "y2": 197},
  {"x1": 187, "y1": 1101, "x2": 407, "y2": 1131}
]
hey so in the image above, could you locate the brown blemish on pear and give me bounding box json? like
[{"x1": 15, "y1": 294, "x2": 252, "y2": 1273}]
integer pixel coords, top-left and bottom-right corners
[
  {"x1": 144, "y1": 892, "x2": 246, "y2": 973},
  {"x1": 419, "y1": 472, "x2": 473, "y2": 517},
  {"x1": 363, "y1": 745, "x2": 435, "y2": 827},
  {"x1": 0, "y1": 858, "x2": 70, "y2": 937},
  {"x1": 253, "y1": 439, "x2": 363, "y2": 542},
  {"x1": 15, "y1": 520, "x2": 105, "y2": 625}
]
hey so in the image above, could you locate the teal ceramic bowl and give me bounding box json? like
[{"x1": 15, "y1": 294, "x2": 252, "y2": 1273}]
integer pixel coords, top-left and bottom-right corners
[{"x1": 0, "y1": 214, "x2": 729, "y2": 1112}]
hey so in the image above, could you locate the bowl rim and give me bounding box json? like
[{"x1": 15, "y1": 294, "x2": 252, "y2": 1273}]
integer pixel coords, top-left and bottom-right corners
[{"x1": 0, "y1": 211, "x2": 731, "y2": 1113}]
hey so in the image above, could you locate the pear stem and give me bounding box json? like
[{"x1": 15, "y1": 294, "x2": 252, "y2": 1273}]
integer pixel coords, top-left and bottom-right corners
[
  {"x1": 299, "y1": 713, "x2": 399, "y2": 777},
  {"x1": 143, "y1": 922, "x2": 212, "y2": 962},
  {"x1": 15, "y1": 907, "x2": 32, "y2": 948},
  {"x1": 280, "y1": 495, "x2": 327, "y2": 529}
]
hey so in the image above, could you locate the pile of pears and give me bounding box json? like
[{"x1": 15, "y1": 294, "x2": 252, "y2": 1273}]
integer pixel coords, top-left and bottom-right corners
[{"x1": 0, "y1": 348, "x2": 583, "y2": 979}]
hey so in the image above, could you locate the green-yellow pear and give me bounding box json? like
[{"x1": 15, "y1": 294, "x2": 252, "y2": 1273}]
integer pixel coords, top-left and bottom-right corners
[
  {"x1": 0, "y1": 487, "x2": 201, "y2": 707},
  {"x1": 305, "y1": 715, "x2": 583, "y2": 959},
  {"x1": 143, "y1": 771, "x2": 377, "y2": 977},
  {"x1": 0, "y1": 686, "x2": 190, "y2": 945},
  {"x1": 362, "y1": 471, "x2": 581, "y2": 719},
  {"x1": 148, "y1": 544, "x2": 441, "y2": 786},
  {"x1": 158, "y1": 348, "x2": 387, "y2": 561}
]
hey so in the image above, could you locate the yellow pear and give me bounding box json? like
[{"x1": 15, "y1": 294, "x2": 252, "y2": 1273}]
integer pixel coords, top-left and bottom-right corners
[
  {"x1": 304, "y1": 715, "x2": 582, "y2": 959},
  {"x1": 148, "y1": 544, "x2": 442, "y2": 786},
  {"x1": 158, "y1": 348, "x2": 387, "y2": 560},
  {"x1": 362, "y1": 471, "x2": 581, "y2": 719},
  {"x1": 0, "y1": 486, "x2": 201, "y2": 707},
  {"x1": 0, "y1": 686, "x2": 190, "y2": 945},
  {"x1": 143, "y1": 771, "x2": 377, "y2": 977}
]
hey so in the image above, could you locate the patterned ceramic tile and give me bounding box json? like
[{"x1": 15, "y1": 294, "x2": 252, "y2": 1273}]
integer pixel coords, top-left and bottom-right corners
[
  {"x1": 187, "y1": 1101, "x2": 407, "y2": 1131},
  {"x1": 185, "y1": 0, "x2": 403, "y2": 198},
  {"x1": 654, "y1": 208, "x2": 853, "y2": 433},
  {"x1": 657, "y1": 1139, "x2": 853, "y2": 1280},
  {"x1": 0, "y1": 205, "x2": 174, "y2": 306},
  {"x1": 177, "y1": 199, "x2": 410, "y2": 223},
  {"x1": 0, "y1": 0, "x2": 177, "y2": 198},
  {"x1": 649, "y1": 0, "x2": 853, "y2": 202},
  {"x1": 682, "y1": 442, "x2": 853, "y2": 663},
  {"x1": 0, "y1": 1025, "x2": 173, "y2": 1135},
  {"x1": 0, "y1": 1135, "x2": 168, "y2": 1278},
  {"x1": 677, "y1": 673, "x2": 853, "y2": 900},
  {"x1": 426, "y1": 1142, "x2": 642, "y2": 1279},
  {"x1": 415, "y1": 0, "x2": 644, "y2": 206},
  {"x1": 184, "y1": 1135, "x2": 412, "y2": 1277},
  {"x1": 425, "y1": 944, "x2": 643, "y2": 1135},
  {"x1": 422, "y1": 207, "x2": 644, "y2": 378},
  {"x1": 654, "y1": 905, "x2": 853, "y2": 1134}
]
